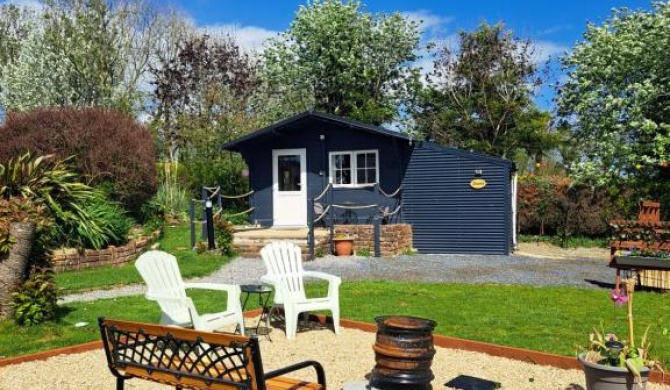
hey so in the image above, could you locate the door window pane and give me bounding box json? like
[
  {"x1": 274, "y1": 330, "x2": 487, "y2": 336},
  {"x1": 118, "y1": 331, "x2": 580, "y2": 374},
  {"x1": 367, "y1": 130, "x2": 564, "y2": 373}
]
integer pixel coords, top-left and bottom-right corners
[{"x1": 278, "y1": 155, "x2": 300, "y2": 191}]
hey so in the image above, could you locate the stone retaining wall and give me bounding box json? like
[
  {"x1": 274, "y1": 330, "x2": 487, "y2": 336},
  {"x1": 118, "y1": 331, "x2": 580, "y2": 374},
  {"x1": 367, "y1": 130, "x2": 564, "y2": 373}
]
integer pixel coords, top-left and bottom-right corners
[
  {"x1": 50, "y1": 231, "x2": 161, "y2": 273},
  {"x1": 333, "y1": 223, "x2": 412, "y2": 256}
]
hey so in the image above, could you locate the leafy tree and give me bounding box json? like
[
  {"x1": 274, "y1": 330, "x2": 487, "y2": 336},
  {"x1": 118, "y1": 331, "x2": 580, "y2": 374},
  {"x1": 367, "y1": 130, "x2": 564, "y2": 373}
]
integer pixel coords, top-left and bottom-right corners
[
  {"x1": 413, "y1": 22, "x2": 556, "y2": 159},
  {"x1": 557, "y1": 3, "x2": 670, "y2": 197},
  {"x1": 0, "y1": 3, "x2": 38, "y2": 74},
  {"x1": 0, "y1": 0, "x2": 176, "y2": 114},
  {"x1": 261, "y1": 0, "x2": 422, "y2": 125},
  {"x1": 150, "y1": 33, "x2": 259, "y2": 196}
]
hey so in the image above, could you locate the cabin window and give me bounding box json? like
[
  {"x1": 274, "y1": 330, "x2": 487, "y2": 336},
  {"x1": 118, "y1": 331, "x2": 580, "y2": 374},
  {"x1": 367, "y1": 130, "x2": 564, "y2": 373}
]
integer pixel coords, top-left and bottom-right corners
[{"x1": 329, "y1": 150, "x2": 378, "y2": 187}]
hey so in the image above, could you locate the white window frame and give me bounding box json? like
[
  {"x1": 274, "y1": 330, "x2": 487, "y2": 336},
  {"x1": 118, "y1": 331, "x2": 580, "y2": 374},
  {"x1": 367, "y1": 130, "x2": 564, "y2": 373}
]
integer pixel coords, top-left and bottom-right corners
[{"x1": 328, "y1": 149, "x2": 379, "y2": 188}]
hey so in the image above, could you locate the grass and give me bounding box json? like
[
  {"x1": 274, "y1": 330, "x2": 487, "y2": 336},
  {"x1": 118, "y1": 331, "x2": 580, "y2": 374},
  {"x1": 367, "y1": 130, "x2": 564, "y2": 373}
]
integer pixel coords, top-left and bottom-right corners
[
  {"x1": 3, "y1": 224, "x2": 668, "y2": 366},
  {"x1": 55, "y1": 225, "x2": 232, "y2": 294},
  {"x1": 1, "y1": 282, "x2": 669, "y2": 364},
  {"x1": 519, "y1": 234, "x2": 609, "y2": 248}
]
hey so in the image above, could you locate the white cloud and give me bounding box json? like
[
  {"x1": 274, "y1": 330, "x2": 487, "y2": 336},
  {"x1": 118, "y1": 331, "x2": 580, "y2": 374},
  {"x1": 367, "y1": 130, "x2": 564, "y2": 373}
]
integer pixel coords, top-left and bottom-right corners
[
  {"x1": 532, "y1": 40, "x2": 569, "y2": 64},
  {"x1": 402, "y1": 10, "x2": 452, "y2": 37},
  {"x1": 198, "y1": 24, "x2": 279, "y2": 53}
]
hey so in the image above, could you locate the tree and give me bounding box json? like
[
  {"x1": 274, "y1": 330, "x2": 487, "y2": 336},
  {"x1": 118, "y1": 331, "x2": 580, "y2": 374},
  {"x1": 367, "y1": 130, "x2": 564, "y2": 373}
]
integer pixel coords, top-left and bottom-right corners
[
  {"x1": 558, "y1": 3, "x2": 670, "y2": 195},
  {"x1": 0, "y1": 0, "x2": 177, "y2": 114},
  {"x1": 261, "y1": 0, "x2": 422, "y2": 125},
  {"x1": 413, "y1": 22, "x2": 555, "y2": 159},
  {"x1": 0, "y1": 3, "x2": 38, "y2": 75},
  {"x1": 150, "y1": 33, "x2": 260, "y2": 195}
]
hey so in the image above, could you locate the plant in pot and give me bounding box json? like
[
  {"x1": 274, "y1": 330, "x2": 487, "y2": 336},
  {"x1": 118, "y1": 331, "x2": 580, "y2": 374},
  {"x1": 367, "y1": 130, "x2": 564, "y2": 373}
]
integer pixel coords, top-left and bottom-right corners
[
  {"x1": 332, "y1": 233, "x2": 354, "y2": 256},
  {"x1": 579, "y1": 276, "x2": 664, "y2": 389}
]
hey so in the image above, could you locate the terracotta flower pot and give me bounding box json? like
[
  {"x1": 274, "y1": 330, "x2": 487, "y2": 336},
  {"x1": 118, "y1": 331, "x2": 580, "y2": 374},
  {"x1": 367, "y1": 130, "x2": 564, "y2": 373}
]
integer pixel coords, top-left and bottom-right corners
[
  {"x1": 578, "y1": 354, "x2": 649, "y2": 390},
  {"x1": 333, "y1": 238, "x2": 354, "y2": 256}
]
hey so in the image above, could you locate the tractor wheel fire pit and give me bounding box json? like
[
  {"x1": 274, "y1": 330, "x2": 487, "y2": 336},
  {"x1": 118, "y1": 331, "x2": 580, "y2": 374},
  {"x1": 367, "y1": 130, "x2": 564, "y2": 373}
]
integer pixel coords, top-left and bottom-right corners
[{"x1": 370, "y1": 315, "x2": 437, "y2": 390}]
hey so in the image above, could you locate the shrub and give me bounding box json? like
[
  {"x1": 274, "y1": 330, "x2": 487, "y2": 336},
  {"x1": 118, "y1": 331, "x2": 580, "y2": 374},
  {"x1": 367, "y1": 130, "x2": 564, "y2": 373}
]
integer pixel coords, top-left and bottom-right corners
[
  {"x1": 213, "y1": 215, "x2": 235, "y2": 255},
  {"x1": 50, "y1": 187, "x2": 134, "y2": 249},
  {"x1": 357, "y1": 247, "x2": 371, "y2": 257},
  {"x1": 11, "y1": 267, "x2": 59, "y2": 326},
  {"x1": 0, "y1": 152, "x2": 106, "y2": 250},
  {"x1": 83, "y1": 192, "x2": 134, "y2": 247},
  {"x1": 517, "y1": 175, "x2": 619, "y2": 241},
  {"x1": 0, "y1": 107, "x2": 158, "y2": 218},
  {"x1": 182, "y1": 152, "x2": 249, "y2": 209},
  {"x1": 223, "y1": 208, "x2": 252, "y2": 226},
  {"x1": 152, "y1": 182, "x2": 189, "y2": 223}
]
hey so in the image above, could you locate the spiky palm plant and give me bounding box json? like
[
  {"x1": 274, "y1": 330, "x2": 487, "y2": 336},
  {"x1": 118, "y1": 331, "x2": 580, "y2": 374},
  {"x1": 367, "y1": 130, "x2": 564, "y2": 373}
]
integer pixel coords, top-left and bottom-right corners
[{"x1": 0, "y1": 152, "x2": 107, "y2": 249}]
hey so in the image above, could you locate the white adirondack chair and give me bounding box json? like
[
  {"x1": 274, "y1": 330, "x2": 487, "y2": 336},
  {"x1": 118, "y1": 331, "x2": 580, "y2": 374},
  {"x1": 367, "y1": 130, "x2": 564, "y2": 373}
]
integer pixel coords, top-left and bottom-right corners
[
  {"x1": 135, "y1": 250, "x2": 244, "y2": 334},
  {"x1": 260, "y1": 241, "x2": 341, "y2": 340}
]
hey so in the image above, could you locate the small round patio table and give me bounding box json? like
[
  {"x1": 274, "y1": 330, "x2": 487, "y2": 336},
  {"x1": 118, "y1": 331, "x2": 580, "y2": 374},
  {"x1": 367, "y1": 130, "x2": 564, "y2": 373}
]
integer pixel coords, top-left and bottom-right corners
[{"x1": 239, "y1": 284, "x2": 273, "y2": 341}]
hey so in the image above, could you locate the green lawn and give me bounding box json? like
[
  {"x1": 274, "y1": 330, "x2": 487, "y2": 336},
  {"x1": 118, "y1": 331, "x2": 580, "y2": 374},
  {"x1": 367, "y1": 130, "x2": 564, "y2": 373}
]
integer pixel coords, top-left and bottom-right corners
[
  {"x1": 55, "y1": 225, "x2": 232, "y2": 294},
  {"x1": 1, "y1": 282, "x2": 669, "y2": 364}
]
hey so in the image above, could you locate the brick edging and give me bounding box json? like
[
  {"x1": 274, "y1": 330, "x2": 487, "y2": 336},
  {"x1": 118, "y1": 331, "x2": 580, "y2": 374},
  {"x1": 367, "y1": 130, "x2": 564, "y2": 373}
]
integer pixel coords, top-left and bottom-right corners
[
  {"x1": 50, "y1": 229, "x2": 161, "y2": 273},
  {"x1": 2, "y1": 315, "x2": 668, "y2": 385}
]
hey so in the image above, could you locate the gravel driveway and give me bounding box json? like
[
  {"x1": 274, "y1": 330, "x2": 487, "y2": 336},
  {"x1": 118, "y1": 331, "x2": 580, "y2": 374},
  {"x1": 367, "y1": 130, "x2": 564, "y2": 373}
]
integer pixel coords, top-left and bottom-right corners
[{"x1": 60, "y1": 253, "x2": 615, "y2": 304}]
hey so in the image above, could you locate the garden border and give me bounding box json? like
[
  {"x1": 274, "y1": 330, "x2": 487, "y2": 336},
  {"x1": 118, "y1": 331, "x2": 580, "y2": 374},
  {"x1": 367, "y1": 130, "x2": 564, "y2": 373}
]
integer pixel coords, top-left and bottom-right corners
[
  {"x1": 1, "y1": 311, "x2": 669, "y2": 385},
  {"x1": 50, "y1": 230, "x2": 161, "y2": 273}
]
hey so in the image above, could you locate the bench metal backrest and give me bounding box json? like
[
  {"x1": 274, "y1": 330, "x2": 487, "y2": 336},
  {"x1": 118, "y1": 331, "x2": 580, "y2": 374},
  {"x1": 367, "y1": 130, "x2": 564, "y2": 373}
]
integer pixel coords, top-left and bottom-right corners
[{"x1": 99, "y1": 317, "x2": 266, "y2": 390}]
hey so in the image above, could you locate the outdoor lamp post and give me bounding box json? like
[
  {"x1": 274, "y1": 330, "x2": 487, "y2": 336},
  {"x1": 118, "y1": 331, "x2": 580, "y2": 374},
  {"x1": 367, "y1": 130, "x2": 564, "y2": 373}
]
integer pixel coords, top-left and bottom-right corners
[{"x1": 205, "y1": 200, "x2": 215, "y2": 250}]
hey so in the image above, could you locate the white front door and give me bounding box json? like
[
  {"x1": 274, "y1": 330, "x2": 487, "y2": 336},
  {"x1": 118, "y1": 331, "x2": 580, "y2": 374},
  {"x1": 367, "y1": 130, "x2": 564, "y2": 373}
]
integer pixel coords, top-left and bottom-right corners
[{"x1": 272, "y1": 149, "x2": 307, "y2": 227}]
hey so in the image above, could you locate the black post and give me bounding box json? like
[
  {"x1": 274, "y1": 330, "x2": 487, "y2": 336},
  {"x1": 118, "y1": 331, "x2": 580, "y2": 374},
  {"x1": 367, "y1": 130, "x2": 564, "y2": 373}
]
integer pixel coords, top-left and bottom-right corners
[
  {"x1": 205, "y1": 200, "x2": 215, "y2": 250},
  {"x1": 374, "y1": 215, "x2": 381, "y2": 257},
  {"x1": 201, "y1": 187, "x2": 208, "y2": 239},
  {"x1": 189, "y1": 200, "x2": 196, "y2": 250}
]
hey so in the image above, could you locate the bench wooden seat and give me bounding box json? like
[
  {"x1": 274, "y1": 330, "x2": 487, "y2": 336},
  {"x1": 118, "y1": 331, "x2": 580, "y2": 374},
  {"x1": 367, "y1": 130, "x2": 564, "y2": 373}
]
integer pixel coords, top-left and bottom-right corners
[{"x1": 99, "y1": 317, "x2": 326, "y2": 390}]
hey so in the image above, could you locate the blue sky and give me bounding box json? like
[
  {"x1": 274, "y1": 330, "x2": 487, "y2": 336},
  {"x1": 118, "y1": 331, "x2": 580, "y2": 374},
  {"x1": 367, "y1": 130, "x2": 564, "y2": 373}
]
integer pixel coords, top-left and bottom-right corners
[{"x1": 172, "y1": 0, "x2": 655, "y2": 110}]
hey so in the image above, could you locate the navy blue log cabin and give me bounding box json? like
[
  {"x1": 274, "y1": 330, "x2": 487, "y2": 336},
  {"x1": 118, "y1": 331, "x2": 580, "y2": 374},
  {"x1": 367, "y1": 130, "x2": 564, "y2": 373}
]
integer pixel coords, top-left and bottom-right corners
[{"x1": 220, "y1": 111, "x2": 516, "y2": 255}]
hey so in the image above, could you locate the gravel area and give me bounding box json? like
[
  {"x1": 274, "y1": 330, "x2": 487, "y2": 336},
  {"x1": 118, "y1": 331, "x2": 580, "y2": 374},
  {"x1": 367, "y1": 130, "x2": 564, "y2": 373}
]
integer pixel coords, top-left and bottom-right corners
[
  {"x1": 60, "y1": 251, "x2": 615, "y2": 304},
  {"x1": 2, "y1": 320, "x2": 669, "y2": 390}
]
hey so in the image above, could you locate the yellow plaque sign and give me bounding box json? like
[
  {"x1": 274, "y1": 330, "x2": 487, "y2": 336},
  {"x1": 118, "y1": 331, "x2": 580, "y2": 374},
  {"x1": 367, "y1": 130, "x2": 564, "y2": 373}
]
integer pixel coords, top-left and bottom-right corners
[{"x1": 470, "y1": 178, "x2": 487, "y2": 190}]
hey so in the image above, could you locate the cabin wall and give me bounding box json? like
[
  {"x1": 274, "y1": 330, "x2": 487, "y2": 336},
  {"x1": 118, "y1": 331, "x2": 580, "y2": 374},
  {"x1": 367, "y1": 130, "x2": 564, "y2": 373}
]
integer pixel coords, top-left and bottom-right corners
[
  {"x1": 402, "y1": 143, "x2": 512, "y2": 255},
  {"x1": 239, "y1": 119, "x2": 413, "y2": 226}
]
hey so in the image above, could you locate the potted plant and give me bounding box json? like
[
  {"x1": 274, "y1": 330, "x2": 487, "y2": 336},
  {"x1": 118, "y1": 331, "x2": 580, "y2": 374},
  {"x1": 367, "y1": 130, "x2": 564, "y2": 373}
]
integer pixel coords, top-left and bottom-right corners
[
  {"x1": 578, "y1": 276, "x2": 663, "y2": 389},
  {"x1": 332, "y1": 234, "x2": 354, "y2": 256}
]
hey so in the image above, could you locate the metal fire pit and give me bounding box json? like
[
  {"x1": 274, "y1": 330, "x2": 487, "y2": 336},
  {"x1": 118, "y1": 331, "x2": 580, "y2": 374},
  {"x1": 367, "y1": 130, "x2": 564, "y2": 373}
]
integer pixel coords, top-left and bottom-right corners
[{"x1": 370, "y1": 315, "x2": 437, "y2": 390}]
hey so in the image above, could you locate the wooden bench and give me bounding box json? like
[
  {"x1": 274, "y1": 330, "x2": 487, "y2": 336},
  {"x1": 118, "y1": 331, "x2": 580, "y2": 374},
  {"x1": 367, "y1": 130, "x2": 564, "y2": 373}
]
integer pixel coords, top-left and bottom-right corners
[{"x1": 99, "y1": 317, "x2": 326, "y2": 390}]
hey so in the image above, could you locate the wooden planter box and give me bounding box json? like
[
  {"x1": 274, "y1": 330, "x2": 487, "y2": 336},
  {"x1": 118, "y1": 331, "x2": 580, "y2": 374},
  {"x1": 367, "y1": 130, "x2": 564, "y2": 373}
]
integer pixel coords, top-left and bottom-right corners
[{"x1": 613, "y1": 256, "x2": 670, "y2": 270}]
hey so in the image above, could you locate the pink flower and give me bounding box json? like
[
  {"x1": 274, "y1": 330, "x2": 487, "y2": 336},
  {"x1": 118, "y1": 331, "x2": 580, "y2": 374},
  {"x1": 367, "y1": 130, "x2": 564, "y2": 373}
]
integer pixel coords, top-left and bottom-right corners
[{"x1": 610, "y1": 288, "x2": 628, "y2": 307}]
